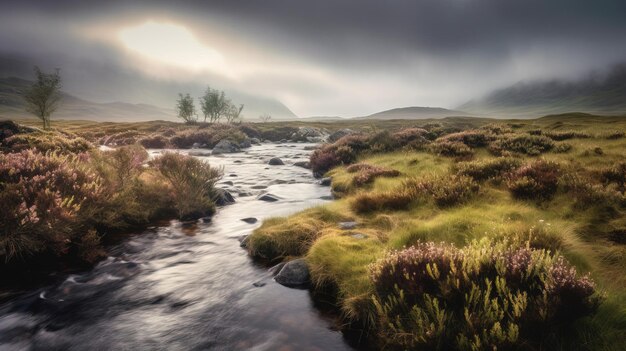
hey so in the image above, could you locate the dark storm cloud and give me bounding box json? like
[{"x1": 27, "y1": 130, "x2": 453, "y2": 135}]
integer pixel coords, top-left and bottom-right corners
[{"x1": 1, "y1": 0, "x2": 626, "y2": 115}]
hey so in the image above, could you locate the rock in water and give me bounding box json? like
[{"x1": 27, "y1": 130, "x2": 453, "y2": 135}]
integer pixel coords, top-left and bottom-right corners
[
  {"x1": 293, "y1": 161, "x2": 310, "y2": 169},
  {"x1": 212, "y1": 140, "x2": 241, "y2": 154},
  {"x1": 257, "y1": 193, "x2": 280, "y2": 202},
  {"x1": 214, "y1": 188, "x2": 235, "y2": 206},
  {"x1": 249, "y1": 137, "x2": 261, "y2": 144},
  {"x1": 319, "y1": 177, "x2": 332, "y2": 186},
  {"x1": 268, "y1": 157, "x2": 284, "y2": 165},
  {"x1": 241, "y1": 217, "x2": 258, "y2": 224},
  {"x1": 275, "y1": 258, "x2": 310, "y2": 288},
  {"x1": 239, "y1": 139, "x2": 252, "y2": 148}
]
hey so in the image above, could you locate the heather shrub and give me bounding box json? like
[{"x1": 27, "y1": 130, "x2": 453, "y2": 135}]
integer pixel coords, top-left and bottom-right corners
[
  {"x1": 310, "y1": 147, "x2": 342, "y2": 176},
  {"x1": 480, "y1": 123, "x2": 513, "y2": 135},
  {"x1": 139, "y1": 134, "x2": 170, "y2": 148},
  {"x1": 310, "y1": 134, "x2": 370, "y2": 176},
  {"x1": 437, "y1": 130, "x2": 492, "y2": 148},
  {"x1": 169, "y1": 130, "x2": 213, "y2": 149},
  {"x1": 553, "y1": 143, "x2": 572, "y2": 153},
  {"x1": 238, "y1": 124, "x2": 261, "y2": 138},
  {"x1": 604, "y1": 130, "x2": 625, "y2": 139},
  {"x1": 489, "y1": 135, "x2": 554, "y2": 156},
  {"x1": 601, "y1": 162, "x2": 626, "y2": 192},
  {"x1": 101, "y1": 130, "x2": 141, "y2": 146},
  {"x1": 429, "y1": 140, "x2": 473, "y2": 158},
  {"x1": 370, "y1": 241, "x2": 598, "y2": 350},
  {"x1": 561, "y1": 173, "x2": 625, "y2": 208},
  {"x1": 260, "y1": 126, "x2": 298, "y2": 141},
  {"x1": 404, "y1": 175, "x2": 479, "y2": 207},
  {"x1": 544, "y1": 130, "x2": 591, "y2": 141},
  {"x1": 506, "y1": 160, "x2": 560, "y2": 201},
  {"x1": 3, "y1": 131, "x2": 93, "y2": 154},
  {"x1": 346, "y1": 163, "x2": 400, "y2": 186},
  {"x1": 391, "y1": 128, "x2": 428, "y2": 149},
  {"x1": 103, "y1": 144, "x2": 149, "y2": 188},
  {"x1": 152, "y1": 152, "x2": 222, "y2": 220},
  {"x1": 0, "y1": 150, "x2": 103, "y2": 260},
  {"x1": 455, "y1": 157, "x2": 522, "y2": 181}
]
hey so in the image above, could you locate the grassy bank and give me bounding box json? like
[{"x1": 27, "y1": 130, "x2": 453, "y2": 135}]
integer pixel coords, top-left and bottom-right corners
[
  {"x1": 247, "y1": 113, "x2": 626, "y2": 350},
  {"x1": 0, "y1": 123, "x2": 222, "y2": 291}
]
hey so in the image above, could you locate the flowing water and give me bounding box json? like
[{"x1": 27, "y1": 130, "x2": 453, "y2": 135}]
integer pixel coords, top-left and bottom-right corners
[{"x1": 0, "y1": 143, "x2": 357, "y2": 351}]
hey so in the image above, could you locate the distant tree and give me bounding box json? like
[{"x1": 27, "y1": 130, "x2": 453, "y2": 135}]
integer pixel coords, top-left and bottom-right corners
[
  {"x1": 259, "y1": 114, "x2": 272, "y2": 123},
  {"x1": 200, "y1": 86, "x2": 229, "y2": 123},
  {"x1": 21, "y1": 66, "x2": 62, "y2": 130},
  {"x1": 225, "y1": 104, "x2": 244, "y2": 124},
  {"x1": 176, "y1": 93, "x2": 197, "y2": 124}
]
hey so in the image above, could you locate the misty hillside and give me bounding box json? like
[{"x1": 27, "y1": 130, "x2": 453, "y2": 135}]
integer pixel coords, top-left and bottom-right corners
[
  {"x1": 358, "y1": 106, "x2": 470, "y2": 120},
  {"x1": 0, "y1": 77, "x2": 178, "y2": 122},
  {"x1": 0, "y1": 76, "x2": 298, "y2": 122},
  {"x1": 460, "y1": 63, "x2": 626, "y2": 118}
]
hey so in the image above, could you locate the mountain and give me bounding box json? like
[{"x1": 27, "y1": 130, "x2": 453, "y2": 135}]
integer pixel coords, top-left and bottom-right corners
[
  {"x1": 0, "y1": 76, "x2": 298, "y2": 122},
  {"x1": 460, "y1": 63, "x2": 626, "y2": 118},
  {"x1": 358, "y1": 106, "x2": 471, "y2": 120}
]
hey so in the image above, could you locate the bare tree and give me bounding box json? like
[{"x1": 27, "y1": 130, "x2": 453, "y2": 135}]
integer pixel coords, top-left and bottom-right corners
[
  {"x1": 21, "y1": 66, "x2": 62, "y2": 130},
  {"x1": 176, "y1": 93, "x2": 197, "y2": 124},
  {"x1": 200, "y1": 86, "x2": 229, "y2": 123},
  {"x1": 224, "y1": 104, "x2": 244, "y2": 124},
  {"x1": 259, "y1": 114, "x2": 272, "y2": 123}
]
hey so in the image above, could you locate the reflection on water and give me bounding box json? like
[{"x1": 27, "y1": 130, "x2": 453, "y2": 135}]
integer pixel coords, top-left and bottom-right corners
[{"x1": 0, "y1": 143, "x2": 356, "y2": 351}]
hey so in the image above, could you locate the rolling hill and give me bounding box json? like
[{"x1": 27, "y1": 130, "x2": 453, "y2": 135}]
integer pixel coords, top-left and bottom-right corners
[{"x1": 358, "y1": 106, "x2": 471, "y2": 120}]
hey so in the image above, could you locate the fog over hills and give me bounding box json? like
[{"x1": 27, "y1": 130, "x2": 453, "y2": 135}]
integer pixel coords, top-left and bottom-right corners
[
  {"x1": 459, "y1": 63, "x2": 626, "y2": 118},
  {"x1": 0, "y1": 55, "x2": 297, "y2": 121}
]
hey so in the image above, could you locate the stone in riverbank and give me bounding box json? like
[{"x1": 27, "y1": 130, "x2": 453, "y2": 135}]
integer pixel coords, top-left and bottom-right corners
[
  {"x1": 319, "y1": 177, "x2": 332, "y2": 186},
  {"x1": 275, "y1": 258, "x2": 310, "y2": 288},
  {"x1": 212, "y1": 140, "x2": 241, "y2": 154}
]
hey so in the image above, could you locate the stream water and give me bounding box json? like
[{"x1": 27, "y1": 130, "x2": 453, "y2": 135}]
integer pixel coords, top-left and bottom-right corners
[{"x1": 0, "y1": 143, "x2": 357, "y2": 351}]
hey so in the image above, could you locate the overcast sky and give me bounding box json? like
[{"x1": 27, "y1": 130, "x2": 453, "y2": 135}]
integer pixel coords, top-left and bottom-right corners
[{"x1": 1, "y1": 0, "x2": 626, "y2": 117}]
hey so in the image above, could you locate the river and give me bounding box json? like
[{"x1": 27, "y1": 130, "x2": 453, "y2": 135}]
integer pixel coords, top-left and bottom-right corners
[{"x1": 0, "y1": 143, "x2": 357, "y2": 351}]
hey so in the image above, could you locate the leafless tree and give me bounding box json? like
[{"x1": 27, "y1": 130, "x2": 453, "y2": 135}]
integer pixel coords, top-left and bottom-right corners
[{"x1": 259, "y1": 114, "x2": 272, "y2": 123}]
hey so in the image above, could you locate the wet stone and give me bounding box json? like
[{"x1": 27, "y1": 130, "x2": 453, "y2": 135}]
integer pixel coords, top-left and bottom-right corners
[
  {"x1": 319, "y1": 178, "x2": 332, "y2": 186},
  {"x1": 338, "y1": 221, "x2": 357, "y2": 230},
  {"x1": 241, "y1": 217, "x2": 258, "y2": 224},
  {"x1": 275, "y1": 258, "x2": 310, "y2": 288}
]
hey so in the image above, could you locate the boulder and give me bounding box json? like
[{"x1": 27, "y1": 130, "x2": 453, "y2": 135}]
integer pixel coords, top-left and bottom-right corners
[
  {"x1": 212, "y1": 139, "x2": 241, "y2": 154},
  {"x1": 275, "y1": 258, "x2": 310, "y2": 288},
  {"x1": 328, "y1": 128, "x2": 356, "y2": 142},
  {"x1": 268, "y1": 157, "x2": 284, "y2": 165},
  {"x1": 238, "y1": 235, "x2": 250, "y2": 248},
  {"x1": 214, "y1": 188, "x2": 235, "y2": 206},
  {"x1": 241, "y1": 217, "x2": 258, "y2": 224},
  {"x1": 257, "y1": 193, "x2": 280, "y2": 202},
  {"x1": 291, "y1": 126, "x2": 327, "y2": 142},
  {"x1": 239, "y1": 139, "x2": 252, "y2": 148},
  {"x1": 319, "y1": 177, "x2": 332, "y2": 186},
  {"x1": 250, "y1": 138, "x2": 261, "y2": 144},
  {"x1": 293, "y1": 161, "x2": 310, "y2": 169}
]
